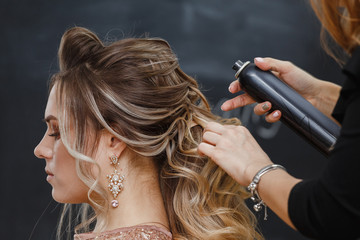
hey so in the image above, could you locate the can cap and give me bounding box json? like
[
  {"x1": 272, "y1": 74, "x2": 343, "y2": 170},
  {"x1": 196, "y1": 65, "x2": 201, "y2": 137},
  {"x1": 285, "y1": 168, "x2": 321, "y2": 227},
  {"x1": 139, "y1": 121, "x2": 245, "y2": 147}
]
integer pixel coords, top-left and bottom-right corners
[
  {"x1": 233, "y1": 60, "x2": 251, "y2": 78},
  {"x1": 232, "y1": 60, "x2": 244, "y2": 71}
]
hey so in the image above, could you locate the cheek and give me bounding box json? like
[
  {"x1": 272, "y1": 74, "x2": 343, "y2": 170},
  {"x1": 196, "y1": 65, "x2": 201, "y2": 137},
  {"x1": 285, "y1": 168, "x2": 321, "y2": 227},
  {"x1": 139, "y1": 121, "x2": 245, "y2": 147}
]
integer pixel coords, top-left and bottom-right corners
[{"x1": 52, "y1": 141, "x2": 89, "y2": 203}]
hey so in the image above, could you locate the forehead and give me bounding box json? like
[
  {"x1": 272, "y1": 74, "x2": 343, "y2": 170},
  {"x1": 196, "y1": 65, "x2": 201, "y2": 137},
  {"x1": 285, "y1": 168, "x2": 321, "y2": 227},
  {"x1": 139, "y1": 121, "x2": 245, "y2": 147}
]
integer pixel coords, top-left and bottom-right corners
[{"x1": 44, "y1": 85, "x2": 58, "y2": 119}]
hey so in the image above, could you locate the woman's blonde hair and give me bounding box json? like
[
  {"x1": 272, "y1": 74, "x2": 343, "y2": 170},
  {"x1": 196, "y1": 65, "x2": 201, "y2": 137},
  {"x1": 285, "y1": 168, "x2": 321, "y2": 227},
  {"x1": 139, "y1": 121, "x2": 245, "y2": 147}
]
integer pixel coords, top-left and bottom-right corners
[
  {"x1": 310, "y1": 0, "x2": 360, "y2": 62},
  {"x1": 50, "y1": 27, "x2": 262, "y2": 240}
]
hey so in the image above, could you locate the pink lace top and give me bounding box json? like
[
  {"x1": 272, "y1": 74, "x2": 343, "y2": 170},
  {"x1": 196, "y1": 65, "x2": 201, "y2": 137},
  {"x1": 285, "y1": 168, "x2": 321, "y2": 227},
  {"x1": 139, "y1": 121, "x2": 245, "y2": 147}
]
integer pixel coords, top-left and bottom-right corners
[{"x1": 74, "y1": 225, "x2": 172, "y2": 240}]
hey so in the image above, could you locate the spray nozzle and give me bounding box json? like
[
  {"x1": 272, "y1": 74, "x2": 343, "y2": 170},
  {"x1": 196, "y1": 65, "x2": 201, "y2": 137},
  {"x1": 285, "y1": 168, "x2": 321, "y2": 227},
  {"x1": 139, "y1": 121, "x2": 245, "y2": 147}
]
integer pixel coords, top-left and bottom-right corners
[
  {"x1": 232, "y1": 60, "x2": 244, "y2": 71},
  {"x1": 233, "y1": 60, "x2": 251, "y2": 78}
]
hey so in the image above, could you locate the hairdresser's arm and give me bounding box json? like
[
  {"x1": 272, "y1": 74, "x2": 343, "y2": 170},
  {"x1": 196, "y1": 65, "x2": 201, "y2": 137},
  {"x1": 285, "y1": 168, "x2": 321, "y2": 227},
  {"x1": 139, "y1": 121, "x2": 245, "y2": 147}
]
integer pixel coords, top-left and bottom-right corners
[
  {"x1": 222, "y1": 57, "x2": 341, "y2": 124},
  {"x1": 198, "y1": 122, "x2": 301, "y2": 229}
]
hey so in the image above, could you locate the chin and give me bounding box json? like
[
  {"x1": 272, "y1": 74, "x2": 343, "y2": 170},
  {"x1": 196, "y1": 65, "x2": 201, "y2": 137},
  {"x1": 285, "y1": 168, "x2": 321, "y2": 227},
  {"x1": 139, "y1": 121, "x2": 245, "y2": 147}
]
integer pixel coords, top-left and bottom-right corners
[{"x1": 52, "y1": 189, "x2": 88, "y2": 204}]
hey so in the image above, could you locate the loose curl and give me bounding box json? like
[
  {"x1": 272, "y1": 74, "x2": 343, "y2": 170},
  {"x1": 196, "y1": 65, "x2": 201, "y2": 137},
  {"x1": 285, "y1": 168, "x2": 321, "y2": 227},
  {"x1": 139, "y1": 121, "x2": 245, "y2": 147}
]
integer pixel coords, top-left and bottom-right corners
[
  {"x1": 51, "y1": 27, "x2": 262, "y2": 240},
  {"x1": 310, "y1": 0, "x2": 360, "y2": 63}
]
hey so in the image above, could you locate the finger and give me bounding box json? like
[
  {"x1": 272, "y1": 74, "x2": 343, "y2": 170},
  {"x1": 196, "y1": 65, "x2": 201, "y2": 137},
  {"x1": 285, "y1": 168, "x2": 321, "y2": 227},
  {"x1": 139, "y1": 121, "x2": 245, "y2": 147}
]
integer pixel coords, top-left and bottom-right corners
[
  {"x1": 221, "y1": 93, "x2": 255, "y2": 111},
  {"x1": 255, "y1": 57, "x2": 293, "y2": 75},
  {"x1": 202, "y1": 131, "x2": 221, "y2": 145},
  {"x1": 197, "y1": 142, "x2": 216, "y2": 159},
  {"x1": 271, "y1": 71, "x2": 281, "y2": 78},
  {"x1": 228, "y1": 80, "x2": 242, "y2": 93},
  {"x1": 204, "y1": 121, "x2": 225, "y2": 134},
  {"x1": 264, "y1": 110, "x2": 282, "y2": 123},
  {"x1": 254, "y1": 57, "x2": 272, "y2": 71},
  {"x1": 254, "y1": 101, "x2": 272, "y2": 115},
  {"x1": 223, "y1": 124, "x2": 237, "y2": 129}
]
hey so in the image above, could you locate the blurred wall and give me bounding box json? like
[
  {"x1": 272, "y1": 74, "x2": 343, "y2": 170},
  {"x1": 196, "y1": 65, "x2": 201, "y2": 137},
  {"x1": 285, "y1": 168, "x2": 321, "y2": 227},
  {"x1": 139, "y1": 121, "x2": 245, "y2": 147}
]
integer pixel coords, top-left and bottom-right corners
[{"x1": 0, "y1": 0, "x2": 344, "y2": 239}]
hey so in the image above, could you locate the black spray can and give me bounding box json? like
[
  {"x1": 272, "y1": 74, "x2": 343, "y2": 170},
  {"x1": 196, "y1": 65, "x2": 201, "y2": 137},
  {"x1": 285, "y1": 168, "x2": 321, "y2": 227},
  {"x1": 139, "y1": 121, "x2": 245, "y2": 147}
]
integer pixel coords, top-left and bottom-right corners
[{"x1": 232, "y1": 60, "x2": 340, "y2": 156}]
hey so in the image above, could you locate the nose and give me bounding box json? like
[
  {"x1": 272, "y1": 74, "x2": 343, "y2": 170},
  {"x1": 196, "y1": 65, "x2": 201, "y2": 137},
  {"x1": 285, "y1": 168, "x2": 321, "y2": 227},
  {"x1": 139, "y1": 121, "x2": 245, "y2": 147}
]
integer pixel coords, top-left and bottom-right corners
[{"x1": 34, "y1": 135, "x2": 53, "y2": 159}]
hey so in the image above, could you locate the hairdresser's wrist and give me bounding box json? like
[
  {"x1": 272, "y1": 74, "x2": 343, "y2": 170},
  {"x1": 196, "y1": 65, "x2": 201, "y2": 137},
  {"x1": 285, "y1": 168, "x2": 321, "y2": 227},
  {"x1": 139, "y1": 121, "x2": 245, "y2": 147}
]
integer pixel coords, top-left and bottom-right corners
[
  {"x1": 314, "y1": 80, "x2": 341, "y2": 122},
  {"x1": 244, "y1": 161, "x2": 273, "y2": 186}
]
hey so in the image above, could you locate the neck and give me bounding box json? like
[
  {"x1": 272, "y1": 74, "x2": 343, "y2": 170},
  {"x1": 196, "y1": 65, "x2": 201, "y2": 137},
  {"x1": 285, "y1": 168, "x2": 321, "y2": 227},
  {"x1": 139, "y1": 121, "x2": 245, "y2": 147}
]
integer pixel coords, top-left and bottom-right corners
[{"x1": 94, "y1": 156, "x2": 169, "y2": 233}]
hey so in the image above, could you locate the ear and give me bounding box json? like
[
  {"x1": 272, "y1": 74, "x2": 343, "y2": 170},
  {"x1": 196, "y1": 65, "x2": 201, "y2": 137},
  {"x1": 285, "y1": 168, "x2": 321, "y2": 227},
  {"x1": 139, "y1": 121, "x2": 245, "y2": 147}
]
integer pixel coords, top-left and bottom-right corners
[{"x1": 102, "y1": 130, "x2": 127, "y2": 157}]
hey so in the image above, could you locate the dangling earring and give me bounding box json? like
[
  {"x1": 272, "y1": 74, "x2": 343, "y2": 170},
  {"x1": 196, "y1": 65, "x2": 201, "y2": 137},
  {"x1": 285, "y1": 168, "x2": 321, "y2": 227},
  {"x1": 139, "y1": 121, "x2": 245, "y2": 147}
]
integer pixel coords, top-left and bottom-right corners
[{"x1": 107, "y1": 155, "x2": 125, "y2": 208}]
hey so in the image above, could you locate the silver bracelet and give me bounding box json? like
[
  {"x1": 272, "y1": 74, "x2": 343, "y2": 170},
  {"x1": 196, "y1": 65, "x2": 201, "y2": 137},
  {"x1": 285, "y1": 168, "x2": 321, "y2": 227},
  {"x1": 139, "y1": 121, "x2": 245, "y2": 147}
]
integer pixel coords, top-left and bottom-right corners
[{"x1": 247, "y1": 164, "x2": 286, "y2": 220}]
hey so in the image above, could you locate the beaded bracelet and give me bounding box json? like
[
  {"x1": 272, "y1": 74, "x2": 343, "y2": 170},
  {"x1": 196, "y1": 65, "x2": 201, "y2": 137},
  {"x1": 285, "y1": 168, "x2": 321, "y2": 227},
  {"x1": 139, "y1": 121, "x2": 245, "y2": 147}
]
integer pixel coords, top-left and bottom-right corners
[{"x1": 247, "y1": 164, "x2": 286, "y2": 220}]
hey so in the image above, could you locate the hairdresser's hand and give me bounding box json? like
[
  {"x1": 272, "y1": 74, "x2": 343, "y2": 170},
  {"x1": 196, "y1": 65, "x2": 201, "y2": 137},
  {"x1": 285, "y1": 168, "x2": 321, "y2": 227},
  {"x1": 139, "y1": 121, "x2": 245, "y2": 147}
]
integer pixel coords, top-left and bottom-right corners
[
  {"x1": 221, "y1": 57, "x2": 336, "y2": 122},
  {"x1": 198, "y1": 122, "x2": 272, "y2": 186}
]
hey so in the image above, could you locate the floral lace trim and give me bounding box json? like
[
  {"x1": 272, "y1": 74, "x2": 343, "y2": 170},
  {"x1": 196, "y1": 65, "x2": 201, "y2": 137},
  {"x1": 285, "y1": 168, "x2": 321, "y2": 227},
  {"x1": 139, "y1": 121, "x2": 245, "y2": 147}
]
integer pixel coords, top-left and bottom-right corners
[{"x1": 74, "y1": 224, "x2": 172, "y2": 240}]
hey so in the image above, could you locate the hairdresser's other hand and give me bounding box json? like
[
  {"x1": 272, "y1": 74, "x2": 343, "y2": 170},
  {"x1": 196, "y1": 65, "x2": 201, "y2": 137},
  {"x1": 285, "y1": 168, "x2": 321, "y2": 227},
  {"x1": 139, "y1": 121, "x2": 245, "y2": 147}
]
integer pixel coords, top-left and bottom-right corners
[
  {"x1": 221, "y1": 57, "x2": 330, "y2": 123},
  {"x1": 198, "y1": 122, "x2": 272, "y2": 186}
]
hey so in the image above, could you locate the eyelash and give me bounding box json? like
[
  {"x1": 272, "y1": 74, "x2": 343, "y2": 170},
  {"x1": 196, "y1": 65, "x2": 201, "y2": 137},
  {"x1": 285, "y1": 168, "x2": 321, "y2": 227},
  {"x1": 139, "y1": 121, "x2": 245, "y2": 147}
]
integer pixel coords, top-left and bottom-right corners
[
  {"x1": 48, "y1": 127, "x2": 60, "y2": 139},
  {"x1": 49, "y1": 132, "x2": 60, "y2": 138}
]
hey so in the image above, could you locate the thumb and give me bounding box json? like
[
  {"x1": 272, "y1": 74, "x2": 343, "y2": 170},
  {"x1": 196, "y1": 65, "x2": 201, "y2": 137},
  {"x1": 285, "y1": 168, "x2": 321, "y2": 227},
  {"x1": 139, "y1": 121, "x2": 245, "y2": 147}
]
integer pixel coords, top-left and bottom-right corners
[
  {"x1": 254, "y1": 57, "x2": 293, "y2": 75},
  {"x1": 254, "y1": 57, "x2": 272, "y2": 71}
]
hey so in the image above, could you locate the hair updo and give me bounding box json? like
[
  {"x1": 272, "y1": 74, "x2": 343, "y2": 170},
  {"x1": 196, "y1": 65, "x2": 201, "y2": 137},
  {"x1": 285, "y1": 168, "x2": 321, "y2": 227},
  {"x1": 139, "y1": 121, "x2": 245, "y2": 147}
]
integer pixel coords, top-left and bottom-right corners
[{"x1": 51, "y1": 27, "x2": 262, "y2": 240}]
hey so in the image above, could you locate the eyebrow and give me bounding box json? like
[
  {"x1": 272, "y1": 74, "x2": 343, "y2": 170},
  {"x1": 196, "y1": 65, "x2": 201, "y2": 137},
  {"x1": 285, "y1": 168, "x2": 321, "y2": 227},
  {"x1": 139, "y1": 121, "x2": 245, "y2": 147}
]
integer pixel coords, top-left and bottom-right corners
[{"x1": 43, "y1": 115, "x2": 58, "y2": 123}]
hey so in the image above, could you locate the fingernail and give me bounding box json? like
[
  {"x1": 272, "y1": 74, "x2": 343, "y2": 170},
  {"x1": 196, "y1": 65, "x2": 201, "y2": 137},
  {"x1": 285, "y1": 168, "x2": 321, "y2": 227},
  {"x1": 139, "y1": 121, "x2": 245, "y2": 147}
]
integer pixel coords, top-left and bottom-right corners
[
  {"x1": 228, "y1": 82, "x2": 235, "y2": 92},
  {"x1": 262, "y1": 102, "x2": 270, "y2": 111},
  {"x1": 273, "y1": 111, "x2": 279, "y2": 118},
  {"x1": 255, "y1": 57, "x2": 264, "y2": 63}
]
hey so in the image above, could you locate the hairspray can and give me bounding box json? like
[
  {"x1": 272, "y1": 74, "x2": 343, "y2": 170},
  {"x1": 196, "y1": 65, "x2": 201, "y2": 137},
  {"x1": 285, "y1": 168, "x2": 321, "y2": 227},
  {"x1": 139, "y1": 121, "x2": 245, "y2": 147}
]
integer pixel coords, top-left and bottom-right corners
[{"x1": 232, "y1": 60, "x2": 340, "y2": 156}]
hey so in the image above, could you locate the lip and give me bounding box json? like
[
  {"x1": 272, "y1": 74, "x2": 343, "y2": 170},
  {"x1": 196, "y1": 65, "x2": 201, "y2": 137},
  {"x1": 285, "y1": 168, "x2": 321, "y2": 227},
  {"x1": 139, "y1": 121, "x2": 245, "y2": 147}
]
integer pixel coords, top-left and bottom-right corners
[{"x1": 45, "y1": 168, "x2": 54, "y2": 182}]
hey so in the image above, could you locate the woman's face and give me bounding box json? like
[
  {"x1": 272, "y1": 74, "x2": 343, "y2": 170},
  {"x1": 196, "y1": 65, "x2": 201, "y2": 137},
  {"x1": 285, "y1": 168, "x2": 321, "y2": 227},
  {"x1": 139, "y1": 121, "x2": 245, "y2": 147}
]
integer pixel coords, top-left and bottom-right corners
[{"x1": 34, "y1": 85, "x2": 89, "y2": 203}]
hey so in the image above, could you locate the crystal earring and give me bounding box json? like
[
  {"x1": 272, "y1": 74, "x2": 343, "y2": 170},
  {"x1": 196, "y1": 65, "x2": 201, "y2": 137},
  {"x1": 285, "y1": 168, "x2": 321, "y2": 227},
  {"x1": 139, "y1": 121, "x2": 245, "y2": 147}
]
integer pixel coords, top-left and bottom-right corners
[{"x1": 106, "y1": 155, "x2": 125, "y2": 208}]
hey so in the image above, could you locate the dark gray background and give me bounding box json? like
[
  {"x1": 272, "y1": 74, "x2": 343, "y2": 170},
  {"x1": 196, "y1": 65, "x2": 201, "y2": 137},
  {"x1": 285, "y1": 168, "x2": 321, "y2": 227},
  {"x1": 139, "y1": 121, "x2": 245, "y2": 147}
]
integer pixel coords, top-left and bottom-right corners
[{"x1": 0, "y1": 0, "x2": 344, "y2": 239}]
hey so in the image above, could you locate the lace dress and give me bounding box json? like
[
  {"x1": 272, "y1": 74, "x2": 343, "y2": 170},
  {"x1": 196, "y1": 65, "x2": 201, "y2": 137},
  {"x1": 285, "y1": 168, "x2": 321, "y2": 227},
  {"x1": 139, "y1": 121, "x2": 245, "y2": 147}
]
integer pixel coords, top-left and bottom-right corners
[{"x1": 74, "y1": 225, "x2": 172, "y2": 240}]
